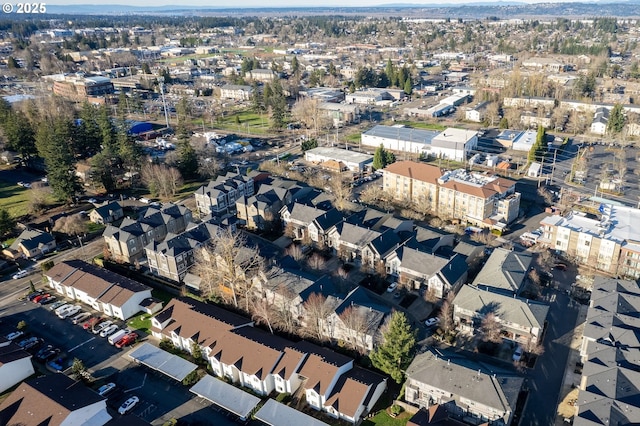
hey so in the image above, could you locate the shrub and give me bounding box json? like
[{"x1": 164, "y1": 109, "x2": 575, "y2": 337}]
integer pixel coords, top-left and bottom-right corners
[
  {"x1": 16, "y1": 320, "x2": 27, "y2": 330},
  {"x1": 275, "y1": 392, "x2": 291, "y2": 403},
  {"x1": 390, "y1": 404, "x2": 403, "y2": 415}
]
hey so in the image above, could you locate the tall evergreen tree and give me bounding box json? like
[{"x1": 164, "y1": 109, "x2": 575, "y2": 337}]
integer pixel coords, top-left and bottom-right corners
[
  {"x1": 3, "y1": 111, "x2": 36, "y2": 161},
  {"x1": 370, "y1": 311, "x2": 416, "y2": 383},
  {"x1": 607, "y1": 103, "x2": 626, "y2": 134},
  {"x1": 373, "y1": 144, "x2": 388, "y2": 170},
  {"x1": 35, "y1": 118, "x2": 81, "y2": 202}
]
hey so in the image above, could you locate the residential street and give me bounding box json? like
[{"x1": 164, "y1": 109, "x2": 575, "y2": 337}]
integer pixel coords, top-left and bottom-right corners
[{"x1": 520, "y1": 270, "x2": 581, "y2": 426}]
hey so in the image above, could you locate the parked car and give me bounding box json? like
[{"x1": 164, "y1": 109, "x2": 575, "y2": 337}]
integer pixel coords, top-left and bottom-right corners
[
  {"x1": 38, "y1": 295, "x2": 57, "y2": 305},
  {"x1": 83, "y1": 317, "x2": 102, "y2": 330},
  {"x1": 100, "y1": 324, "x2": 119, "y2": 338},
  {"x1": 35, "y1": 346, "x2": 60, "y2": 362},
  {"x1": 93, "y1": 320, "x2": 113, "y2": 335},
  {"x1": 32, "y1": 293, "x2": 50, "y2": 304},
  {"x1": 48, "y1": 301, "x2": 68, "y2": 311},
  {"x1": 58, "y1": 305, "x2": 81, "y2": 319},
  {"x1": 386, "y1": 282, "x2": 398, "y2": 293},
  {"x1": 17, "y1": 337, "x2": 43, "y2": 350},
  {"x1": 97, "y1": 382, "x2": 116, "y2": 396},
  {"x1": 115, "y1": 332, "x2": 138, "y2": 349},
  {"x1": 48, "y1": 354, "x2": 69, "y2": 372},
  {"x1": 27, "y1": 290, "x2": 45, "y2": 301},
  {"x1": 424, "y1": 317, "x2": 441, "y2": 328},
  {"x1": 118, "y1": 396, "x2": 139, "y2": 415},
  {"x1": 12, "y1": 270, "x2": 29, "y2": 280},
  {"x1": 5, "y1": 331, "x2": 25, "y2": 341},
  {"x1": 513, "y1": 346, "x2": 524, "y2": 362},
  {"x1": 71, "y1": 312, "x2": 91, "y2": 325}
]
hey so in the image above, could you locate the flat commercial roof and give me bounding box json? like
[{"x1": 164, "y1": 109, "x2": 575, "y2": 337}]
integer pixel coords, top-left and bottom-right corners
[
  {"x1": 305, "y1": 146, "x2": 373, "y2": 164},
  {"x1": 190, "y1": 375, "x2": 261, "y2": 420},
  {"x1": 128, "y1": 342, "x2": 197, "y2": 381},
  {"x1": 362, "y1": 125, "x2": 439, "y2": 145},
  {"x1": 254, "y1": 399, "x2": 330, "y2": 426}
]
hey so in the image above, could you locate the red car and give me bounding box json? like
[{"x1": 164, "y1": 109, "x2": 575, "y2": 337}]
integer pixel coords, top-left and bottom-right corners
[
  {"x1": 82, "y1": 317, "x2": 102, "y2": 330},
  {"x1": 32, "y1": 293, "x2": 50, "y2": 304},
  {"x1": 115, "y1": 332, "x2": 138, "y2": 349}
]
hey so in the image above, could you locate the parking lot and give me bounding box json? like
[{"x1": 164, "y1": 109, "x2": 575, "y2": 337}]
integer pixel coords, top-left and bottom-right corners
[{"x1": 0, "y1": 294, "x2": 242, "y2": 425}]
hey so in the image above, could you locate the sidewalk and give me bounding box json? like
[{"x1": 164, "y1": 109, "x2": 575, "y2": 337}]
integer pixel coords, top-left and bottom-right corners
[{"x1": 555, "y1": 303, "x2": 589, "y2": 425}]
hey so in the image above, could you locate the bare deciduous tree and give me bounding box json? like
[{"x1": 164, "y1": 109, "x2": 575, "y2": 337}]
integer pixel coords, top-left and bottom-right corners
[
  {"x1": 307, "y1": 253, "x2": 327, "y2": 272},
  {"x1": 287, "y1": 243, "x2": 305, "y2": 262},
  {"x1": 303, "y1": 292, "x2": 333, "y2": 341},
  {"x1": 339, "y1": 306, "x2": 370, "y2": 354},
  {"x1": 291, "y1": 97, "x2": 330, "y2": 137},
  {"x1": 479, "y1": 312, "x2": 503, "y2": 344},
  {"x1": 29, "y1": 186, "x2": 52, "y2": 214},
  {"x1": 438, "y1": 292, "x2": 455, "y2": 334},
  {"x1": 329, "y1": 174, "x2": 353, "y2": 212},
  {"x1": 141, "y1": 163, "x2": 183, "y2": 199},
  {"x1": 251, "y1": 297, "x2": 275, "y2": 334},
  {"x1": 193, "y1": 229, "x2": 264, "y2": 309},
  {"x1": 53, "y1": 215, "x2": 88, "y2": 236}
]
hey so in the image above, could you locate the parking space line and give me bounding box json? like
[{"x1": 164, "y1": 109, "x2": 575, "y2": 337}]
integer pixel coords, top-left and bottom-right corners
[
  {"x1": 125, "y1": 372, "x2": 147, "y2": 393},
  {"x1": 69, "y1": 337, "x2": 95, "y2": 352}
]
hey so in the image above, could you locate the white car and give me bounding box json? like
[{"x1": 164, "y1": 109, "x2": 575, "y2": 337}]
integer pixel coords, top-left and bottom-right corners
[
  {"x1": 118, "y1": 396, "x2": 139, "y2": 414},
  {"x1": 12, "y1": 270, "x2": 29, "y2": 280},
  {"x1": 513, "y1": 346, "x2": 524, "y2": 362},
  {"x1": 97, "y1": 382, "x2": 116, "y2": 396},
  {"x1": 93, "y1": 320, "x2": 113, "y2": 334},
  {"x1": 424, "y1": 317, "x2": 441, "y2": 328},
  {"x1": 5, "y1": 331, "x2": 24, "y2": 341},
  {"x1": 58, "y1": 305, "x2": 81, "y2": 319},
  {"x1": 386, "y1": 282, "x2": 398, "y2": 293},
  {"x1": 100, "y1": 325, "x2": 119, "y2": 338}
]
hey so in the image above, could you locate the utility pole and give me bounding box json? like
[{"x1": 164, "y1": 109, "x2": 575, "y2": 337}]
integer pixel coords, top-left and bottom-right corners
[{"x1": 159, "y1": 77, "x2": 170, "y2": 129}]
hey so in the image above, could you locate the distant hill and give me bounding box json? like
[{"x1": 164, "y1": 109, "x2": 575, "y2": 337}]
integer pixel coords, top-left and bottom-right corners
[{"x1": 43, "y1": 2, "x2": 640, "y2": 17}]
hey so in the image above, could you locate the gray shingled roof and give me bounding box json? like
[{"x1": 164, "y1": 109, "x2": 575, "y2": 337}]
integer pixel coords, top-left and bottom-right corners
[
  {"x1": 406, "y1": 351, "x2": 523, "y2": 416},
  {"x1": 454, "y1": 285, "x2": 549, "y2": 330},
  {"x1": 472, "y1": 248, "x2": 532, "y2": 294}
]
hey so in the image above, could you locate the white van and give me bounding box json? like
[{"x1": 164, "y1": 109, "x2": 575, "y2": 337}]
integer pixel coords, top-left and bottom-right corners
[{"x1": 108, "y1": 329, "x2": 129, "y2": 345}]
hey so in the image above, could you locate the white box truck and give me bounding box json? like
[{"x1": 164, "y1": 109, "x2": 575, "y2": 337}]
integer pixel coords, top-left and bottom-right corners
[{"x1": 108, "y1": 329, "x2": 129, "y2": 345}]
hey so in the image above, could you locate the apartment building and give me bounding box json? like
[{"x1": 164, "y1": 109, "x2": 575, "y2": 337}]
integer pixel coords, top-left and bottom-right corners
[
  {"x1": 539, "y1": 204, "x2": 640, "y2": 276},
  {"x1": 52, "y1": 75, "x2": 114, "y2": 101},
  {"x1": 194, "y1": 171, "x2": 256, "y2": 217},
  {"x1": 383, "y1": 161, "x2": 520, "y2": 229}
]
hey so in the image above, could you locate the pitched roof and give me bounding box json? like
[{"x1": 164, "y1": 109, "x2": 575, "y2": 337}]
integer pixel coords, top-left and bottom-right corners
[
  {"x1": 145, "y1": 221, "x2": 221, "y2": 257},
  {"x1": 453, "y1": 285, "x2": 549, "y2": 330},
  {"x1": 153, "y1": 298, "x2": 251, "y2": 349},
  {"x1": 472, "y1": 248, "x2": 532, "y2": 294},
  {"x1": 406, "y1": 351, "x2": 523, "y2": 416},
  {"x1": 397, "y1": 246, "x2": 451, "y2": 277},
  {"x1": 324, "y1": 366, "x2": 386, "y2": 418},
  {"x1": 45, "y1": 260, "x2": 151, "y2": 307},
  {"x1": 295, "y1": 341, "x2": 353, "y2": 396},
  {"x1": 213, "y1": 327, "x2": 289, "y2": 380},
  {"x1": 0, "y1": 341, "x2": 31, "y2": 366},
  {"x1": 272, "y1": 346, "x2": 307, "y2": 381},
  {"x1": 336, "y1": 222, "x2": 381, "y2": 247},
  {"x1": 583, "y1": 309, "x2": 640, "y2": 348},
  {"x1": 11, "y1": 228, "x2": 55, "y2": 251},
  {"x1": 0, "y1": 374, "x2": 106, "y2": 426},
  {"x1": 383, "y1": 161, "x2": 443, "y2": 185},
  {"x1": 92, "y1": 201, "x2": 122, "y2": 219}
]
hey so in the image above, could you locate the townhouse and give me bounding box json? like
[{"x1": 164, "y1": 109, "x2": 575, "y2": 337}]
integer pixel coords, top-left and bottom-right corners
[
  {"x1": 453, "y1": 284, "x2": 549, "y2": 345},
  {"x1": 574, "y1": 277, "x2": 640, "y2": 425},
  {"x1": 0, "y1": 337, "x2": 34, "y2": 394},
  {"x1": 194, "y1": 171, "x2": 256, "y2": 217},
  {"x1": 103, "y1": 203, "x2": 193, "y2": 263},
  {"x1": 46, "y1": 260, "x2": 155, "y2": 320},
  {"x1": 471, "y1": 248, "x2": 533, "y2": 296},
  {"x1": 219, "y1": 84, "x2": 253, "y2": 100},
  {"x1": 150, "y1": 298, "x2": 386, "y2": 423},
  {"x1": 145, "y1": 221, "x2": 222, "y2": 282},
  {"x1": 539, "y1": 205, "x2": 640, "y2": 277},
  {"x1": 0, "y1": 375, "x2": 112, "y2": 426},
  {"x1": 405, "y1": 350, "x2": 523, "y2": 425},
  {"x1": 383, "y1": 161, "x2": 520, "y2": 230},
  {"x1": 280, "y1": 202, "x2": 343, "y2": 246},
  {"x1": 89, "y1": 201, "x2": 123, "y2": 225},
  {"x1": 235, "y1": 183, "x2": 290, "y2": 231}
]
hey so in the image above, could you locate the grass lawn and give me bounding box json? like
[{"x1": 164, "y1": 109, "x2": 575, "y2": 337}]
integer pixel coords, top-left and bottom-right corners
[
  {"x1": 86, "y1": 222, "x2": 106, "y2": 233},
  {"x1": 346, "y1": 132, "x2": 362, "y2": 142},
  {"x1": 0, "y1": 179, "x2": 31, "y2": 218},
  {"x1": 394, "y1": 121, "x2": 446, "y2": 131},
  {"x1": 212, "y1": 110, "x2": 271, "y2": 135},
  {"x1": 127, "y1": 313, "x2": 152, "y2": 333},
  {"x1": 175, "y1": 181, "x2": 204, "y2": 198},
  {"x1": 361, "y1": 411, "x2": 410, "y2": 426}
]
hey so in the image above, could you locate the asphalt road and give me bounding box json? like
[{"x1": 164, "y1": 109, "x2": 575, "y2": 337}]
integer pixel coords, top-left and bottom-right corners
[{"x1": 519, "y1": 266, "x2": 581, "y2": 426}]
